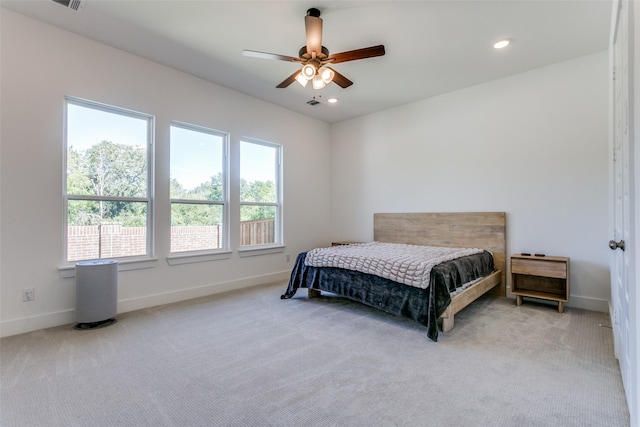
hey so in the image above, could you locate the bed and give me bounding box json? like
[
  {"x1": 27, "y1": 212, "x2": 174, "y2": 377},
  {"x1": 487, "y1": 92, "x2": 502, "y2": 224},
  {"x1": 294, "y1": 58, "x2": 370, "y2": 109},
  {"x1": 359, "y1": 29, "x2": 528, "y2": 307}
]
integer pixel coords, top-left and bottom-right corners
[{"x1": 281, "y1": 212, "x2": 506, "y2": 341}]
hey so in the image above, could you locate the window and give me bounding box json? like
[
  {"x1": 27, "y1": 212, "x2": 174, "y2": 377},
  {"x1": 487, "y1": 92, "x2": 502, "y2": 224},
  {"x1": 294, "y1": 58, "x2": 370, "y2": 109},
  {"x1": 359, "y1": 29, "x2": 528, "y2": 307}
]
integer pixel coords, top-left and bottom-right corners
[
  {"x1": 170, "y1": 122, "x2": 228, "y2": 253},
  {"x1": 64, "y1": 97, "x2": 153, "y2": 262},
  {"x1": 239, "y1": 138, "x2": 282, "y2": 247}
]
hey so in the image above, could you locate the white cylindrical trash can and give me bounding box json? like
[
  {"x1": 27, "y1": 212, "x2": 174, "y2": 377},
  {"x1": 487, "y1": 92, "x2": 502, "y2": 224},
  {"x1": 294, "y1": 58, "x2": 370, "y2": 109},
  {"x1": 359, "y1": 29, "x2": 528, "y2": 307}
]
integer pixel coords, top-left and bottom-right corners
[{"x1": 74, "y1": 259, "x2": 118, "y2": 330}]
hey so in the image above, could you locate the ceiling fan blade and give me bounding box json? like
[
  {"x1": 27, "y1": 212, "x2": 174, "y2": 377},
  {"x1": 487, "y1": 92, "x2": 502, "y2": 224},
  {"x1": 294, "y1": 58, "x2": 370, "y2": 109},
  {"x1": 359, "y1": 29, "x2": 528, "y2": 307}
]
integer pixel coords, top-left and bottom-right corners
[
  {"x1": 326, "y1": 45, "x2": 386, "y2": 64},
  {"x1": 328, "y1": 68, "x2": 353, "y2": 88},
  {"x1": 305, "y1": 13, "x2": 323, "y2": 56},
  {"x1": 242, "y1": 50, "x2": 301, "y2": 63},
  {"x1": 276, "y1": 70, "x2": 300, "y2": 88}
]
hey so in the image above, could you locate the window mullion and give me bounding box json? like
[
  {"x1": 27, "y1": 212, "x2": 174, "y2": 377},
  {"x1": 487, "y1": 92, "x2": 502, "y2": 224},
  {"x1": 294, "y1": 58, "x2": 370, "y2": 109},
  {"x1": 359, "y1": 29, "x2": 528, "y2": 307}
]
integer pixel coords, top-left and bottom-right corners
[
  {"x1": 239, "y1": 201, "x2": 278, "y2": 207},
  {"x1": 67, "y1": 195, "x2": 149, "y2": 203},
  {"x1": 171, "y1": 199, "x2": 224, "y2": 206}
]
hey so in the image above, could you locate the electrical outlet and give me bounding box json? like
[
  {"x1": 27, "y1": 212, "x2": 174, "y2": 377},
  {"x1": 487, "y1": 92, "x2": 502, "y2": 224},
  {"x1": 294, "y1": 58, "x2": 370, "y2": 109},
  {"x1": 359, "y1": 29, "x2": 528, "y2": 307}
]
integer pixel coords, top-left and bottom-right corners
[{"x1": 22, "y1": 288, "x2": 35, "y2": 302}]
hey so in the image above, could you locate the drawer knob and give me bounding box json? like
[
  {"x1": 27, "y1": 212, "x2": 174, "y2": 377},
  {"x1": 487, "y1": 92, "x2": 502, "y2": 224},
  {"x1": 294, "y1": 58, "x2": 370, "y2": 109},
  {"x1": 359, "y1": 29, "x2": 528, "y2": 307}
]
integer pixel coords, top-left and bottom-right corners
[{"x1": 609, "y1": 239, "x2": 625, "y2": 251}]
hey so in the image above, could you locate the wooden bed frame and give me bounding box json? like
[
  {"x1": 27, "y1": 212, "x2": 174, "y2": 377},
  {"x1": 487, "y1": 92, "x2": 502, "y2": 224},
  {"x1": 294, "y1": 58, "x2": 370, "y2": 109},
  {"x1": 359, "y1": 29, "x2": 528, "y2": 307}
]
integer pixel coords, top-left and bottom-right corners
[
  {"x1": 373, "y1": 212, "x2": 506, "y2": 332},
  {"x1": 306, "y1": 212, "x2": 506, "y2": 334}
]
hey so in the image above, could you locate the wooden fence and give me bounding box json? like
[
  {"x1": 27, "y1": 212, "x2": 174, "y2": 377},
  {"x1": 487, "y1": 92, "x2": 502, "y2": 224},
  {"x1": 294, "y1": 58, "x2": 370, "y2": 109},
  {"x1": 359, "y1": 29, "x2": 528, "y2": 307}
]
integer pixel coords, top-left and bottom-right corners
[
  {"x1": 240, "y1": 219, "x2": 275, "y2": 246},
  {"x1": 68, "y1": 219, "x2": 275, "y2": 261}
]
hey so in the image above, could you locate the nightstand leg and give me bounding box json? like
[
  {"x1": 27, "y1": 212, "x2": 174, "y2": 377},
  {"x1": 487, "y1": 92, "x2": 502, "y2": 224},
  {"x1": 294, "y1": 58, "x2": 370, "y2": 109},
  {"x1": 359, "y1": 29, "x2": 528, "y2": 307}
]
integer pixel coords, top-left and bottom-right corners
[
  {"x1": 516, "y1": 295, "x2": 522, "y2": 306},
  {"x1": 558, "y1": 302, "x2": 564, "y2": 313}
]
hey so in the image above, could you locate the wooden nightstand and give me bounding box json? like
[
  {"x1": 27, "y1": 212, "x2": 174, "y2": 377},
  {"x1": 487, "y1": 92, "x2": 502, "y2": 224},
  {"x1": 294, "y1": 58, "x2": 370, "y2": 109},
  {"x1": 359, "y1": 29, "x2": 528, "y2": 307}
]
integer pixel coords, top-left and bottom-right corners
[{"x1": 510, "y1": 254, "x2": 570, "y2": 313}]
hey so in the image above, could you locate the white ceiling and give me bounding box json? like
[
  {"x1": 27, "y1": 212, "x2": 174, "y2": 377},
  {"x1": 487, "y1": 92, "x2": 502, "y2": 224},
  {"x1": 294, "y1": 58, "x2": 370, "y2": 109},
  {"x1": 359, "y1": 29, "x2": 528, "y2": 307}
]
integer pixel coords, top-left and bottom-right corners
[{"x1": 1, "y1": 0, "x2": 612, "y2": 123}]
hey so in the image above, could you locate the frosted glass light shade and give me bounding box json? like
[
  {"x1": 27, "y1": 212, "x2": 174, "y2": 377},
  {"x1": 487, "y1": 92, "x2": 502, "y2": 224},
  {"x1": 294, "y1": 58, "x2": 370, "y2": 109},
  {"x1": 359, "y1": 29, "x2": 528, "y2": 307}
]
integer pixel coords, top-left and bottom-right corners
[
  {"x1": 312, "y1": 75, "x2": 326, "y2": 89},
  {"x1": 318, "y1": 66, "x2": 334, "y2": 84},
  {"x1": 295, "y1": 72, "x2": 308, "y2": 87},
  {"x1": 301, "y1": 64, "x2": 316, "y2": 80}
]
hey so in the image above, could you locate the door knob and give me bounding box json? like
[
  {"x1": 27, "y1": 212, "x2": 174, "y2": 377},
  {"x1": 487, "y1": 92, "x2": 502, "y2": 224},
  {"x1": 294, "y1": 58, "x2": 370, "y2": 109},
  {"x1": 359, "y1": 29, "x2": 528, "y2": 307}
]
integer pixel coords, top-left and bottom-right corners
[{"x1": 609, "y1": 239, "x2": 625, "y2": 251}]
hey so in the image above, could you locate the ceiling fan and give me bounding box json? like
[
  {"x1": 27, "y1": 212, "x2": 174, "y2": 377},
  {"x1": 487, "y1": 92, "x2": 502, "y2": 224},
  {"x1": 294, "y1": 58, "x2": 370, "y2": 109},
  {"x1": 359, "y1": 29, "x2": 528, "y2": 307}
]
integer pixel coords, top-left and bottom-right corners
[{"x1": 242, "y1": 7, "x2": 385, "y2": 90}]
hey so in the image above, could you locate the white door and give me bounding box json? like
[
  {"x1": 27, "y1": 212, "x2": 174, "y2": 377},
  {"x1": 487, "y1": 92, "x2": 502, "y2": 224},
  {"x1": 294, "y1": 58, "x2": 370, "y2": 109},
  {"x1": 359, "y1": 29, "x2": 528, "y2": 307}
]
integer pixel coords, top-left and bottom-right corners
[{"x1": 610, "y1": 0, "x2": 633, "y2": 413}]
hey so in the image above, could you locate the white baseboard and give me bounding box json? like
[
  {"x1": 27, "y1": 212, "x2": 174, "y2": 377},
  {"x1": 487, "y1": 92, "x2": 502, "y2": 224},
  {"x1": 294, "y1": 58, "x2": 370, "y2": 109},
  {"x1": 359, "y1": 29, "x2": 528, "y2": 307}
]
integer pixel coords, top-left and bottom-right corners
[
  {"x1": 0, "y1": 271, "x2": 290, "y2": 338},
  {"x1": 0, "y1": 309, "x2": 75, "y2": 338},
  {"x1": 117, "y1": 271, "x2": 289, "y2": 314},
  {"x1": 567, "y1": 294, "x2": 610, "y2": 313}
]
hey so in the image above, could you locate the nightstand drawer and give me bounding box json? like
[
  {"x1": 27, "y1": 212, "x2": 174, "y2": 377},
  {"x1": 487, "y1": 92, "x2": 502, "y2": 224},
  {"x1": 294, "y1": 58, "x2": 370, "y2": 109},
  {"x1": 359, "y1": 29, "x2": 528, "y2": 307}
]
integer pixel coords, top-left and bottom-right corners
[{"x1": 511, "y1": 258, "x2": 567, "y2": 279}]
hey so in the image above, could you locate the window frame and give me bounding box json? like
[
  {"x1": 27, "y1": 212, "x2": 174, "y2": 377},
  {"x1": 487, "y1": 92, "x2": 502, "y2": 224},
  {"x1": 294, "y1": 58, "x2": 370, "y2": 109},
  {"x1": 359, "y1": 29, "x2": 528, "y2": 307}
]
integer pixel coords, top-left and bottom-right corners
[
  {"x1": 167, "y1": 121, "x2": 230, "y2": 259},
  {"x1": 62, "y1": 96, "x2": 155, "y2": 266},
  {"x1": 238, "y1": 137, "x2": 283, "y2": 255}
]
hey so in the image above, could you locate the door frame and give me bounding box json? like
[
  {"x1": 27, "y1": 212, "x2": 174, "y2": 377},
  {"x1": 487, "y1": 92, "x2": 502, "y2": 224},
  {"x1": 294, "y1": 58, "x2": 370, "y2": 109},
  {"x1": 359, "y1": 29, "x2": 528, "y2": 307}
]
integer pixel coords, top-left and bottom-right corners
[
  {"x1": 609, "y1": 0, "x2": 638, "y2": 423},
  {"x1": 631, "y1": 0, "x2": 640, "y2": 422}
]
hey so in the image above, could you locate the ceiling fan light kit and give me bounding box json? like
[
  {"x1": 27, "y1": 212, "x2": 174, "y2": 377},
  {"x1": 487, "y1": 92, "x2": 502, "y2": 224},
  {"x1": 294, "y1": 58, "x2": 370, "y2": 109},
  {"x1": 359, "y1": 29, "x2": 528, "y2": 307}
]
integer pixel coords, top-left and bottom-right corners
[{"x1": 242, "y1": 7, "x2": 385, "y2": 91}]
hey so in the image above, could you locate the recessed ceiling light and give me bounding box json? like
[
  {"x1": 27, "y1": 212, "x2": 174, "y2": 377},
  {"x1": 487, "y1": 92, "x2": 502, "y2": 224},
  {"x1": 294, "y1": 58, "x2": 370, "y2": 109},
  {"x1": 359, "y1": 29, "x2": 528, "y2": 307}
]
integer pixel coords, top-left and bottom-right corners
[
  {"x1": 493, "y1": 39, "x2": 510, "y2": 49},
  {"x1": 327, "y1": 98, "x2": 338, "y2": 104}
]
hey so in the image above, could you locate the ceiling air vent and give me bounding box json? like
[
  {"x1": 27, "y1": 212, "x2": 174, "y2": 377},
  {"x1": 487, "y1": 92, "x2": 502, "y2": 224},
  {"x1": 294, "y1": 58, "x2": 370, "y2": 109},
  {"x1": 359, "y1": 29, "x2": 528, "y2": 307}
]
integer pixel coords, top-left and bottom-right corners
[
  {"x1": 52, "y1": 0, "x2": 82, "y2": 11},
  {"x1": 306, "y1": 99, "x2": 320, "y2": 106}
]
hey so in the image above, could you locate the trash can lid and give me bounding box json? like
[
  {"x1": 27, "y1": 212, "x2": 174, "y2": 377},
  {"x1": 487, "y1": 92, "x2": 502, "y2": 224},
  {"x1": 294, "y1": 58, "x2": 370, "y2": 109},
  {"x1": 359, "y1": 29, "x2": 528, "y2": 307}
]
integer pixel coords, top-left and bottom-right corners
[{"x1": 76, "y1": 260, "x2": 118, "y2": 266}]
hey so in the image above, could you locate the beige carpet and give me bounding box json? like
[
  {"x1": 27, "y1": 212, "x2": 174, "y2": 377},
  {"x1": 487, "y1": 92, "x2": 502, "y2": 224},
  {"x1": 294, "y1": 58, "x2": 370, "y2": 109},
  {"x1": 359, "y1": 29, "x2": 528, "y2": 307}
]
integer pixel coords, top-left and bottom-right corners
[{"x1": 0, "y1": 282, "x2": 630, "y2": 426}]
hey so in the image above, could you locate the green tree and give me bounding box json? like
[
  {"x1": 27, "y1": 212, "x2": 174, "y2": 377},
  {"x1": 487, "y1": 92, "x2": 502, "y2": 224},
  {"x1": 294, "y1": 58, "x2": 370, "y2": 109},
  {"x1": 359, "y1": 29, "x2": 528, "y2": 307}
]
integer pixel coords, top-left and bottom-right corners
[
  {"x1": 170, "y1": 173, "x2": 224, "y2": 226},
  {"x1": 240, "y1": 179, "x2": 275, "y2": 221},
  {"x1": 193, "y1": 173, "x2": 224, "y2": 201},
  {"x1": 170, "y1": 177, "x2": 187, "y2": 199},
  {"x1": 67, "y1": 146, "x2": 98, "y2": 225},
  {"x1": 67, "y1": 140, "x2": 147, "y2": 225},
  {"x1": 83, "y1": 140, "x2": 146, "y2": 197}
]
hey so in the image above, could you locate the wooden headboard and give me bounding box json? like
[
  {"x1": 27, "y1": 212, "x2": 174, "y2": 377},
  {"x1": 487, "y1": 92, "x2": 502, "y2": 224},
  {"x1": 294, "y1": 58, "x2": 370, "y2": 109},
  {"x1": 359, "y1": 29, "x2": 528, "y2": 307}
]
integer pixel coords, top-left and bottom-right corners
[{"x1": 373, "y1": 212, "x2": 506, "y2": 296}]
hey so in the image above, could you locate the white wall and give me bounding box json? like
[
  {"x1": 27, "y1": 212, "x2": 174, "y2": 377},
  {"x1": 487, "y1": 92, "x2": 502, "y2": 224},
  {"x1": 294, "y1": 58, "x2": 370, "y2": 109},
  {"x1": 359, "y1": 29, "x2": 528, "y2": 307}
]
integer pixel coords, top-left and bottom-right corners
[
  {"x1": 0, "y1": 7, "x2": 612, "y2": 337},
  {"x1": 0, "y1": 10, "x2": 332, "y2": 337},
  {"x1": 330, "y1": 52, "x2": 610, "y2": 311}
]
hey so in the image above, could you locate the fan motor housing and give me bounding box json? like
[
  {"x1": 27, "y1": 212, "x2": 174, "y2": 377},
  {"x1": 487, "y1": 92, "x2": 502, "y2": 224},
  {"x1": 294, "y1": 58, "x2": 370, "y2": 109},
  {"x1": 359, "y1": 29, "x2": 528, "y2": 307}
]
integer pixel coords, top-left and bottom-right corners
[{"x1": 299, "y1": 46, "x2": 329, "y2": 60}]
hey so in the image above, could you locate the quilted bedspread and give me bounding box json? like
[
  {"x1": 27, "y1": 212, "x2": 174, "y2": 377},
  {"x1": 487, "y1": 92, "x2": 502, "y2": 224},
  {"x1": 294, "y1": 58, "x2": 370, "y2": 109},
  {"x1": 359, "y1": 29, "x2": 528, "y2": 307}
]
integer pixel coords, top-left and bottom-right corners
[
  {"x1": 304, "y1": 242, "x2": 484, "y2": 289},
  {"x1": 281, "y1": 249, "x2": 494, "y2": 341}
]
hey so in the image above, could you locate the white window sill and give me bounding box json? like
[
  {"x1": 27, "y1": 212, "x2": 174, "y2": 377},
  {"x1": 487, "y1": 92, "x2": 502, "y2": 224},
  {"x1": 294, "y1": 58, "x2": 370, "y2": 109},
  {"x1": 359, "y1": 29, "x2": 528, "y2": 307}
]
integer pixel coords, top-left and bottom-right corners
[
  {"x1": 58, "y1": 257, "x2": 158, "y2": 278},
  {"x1": 166, "y1": 250, "x2": 232, "y2": 265},
  {"x1": 238, "y1": 244, "x2": 285, "y2": 258}
]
